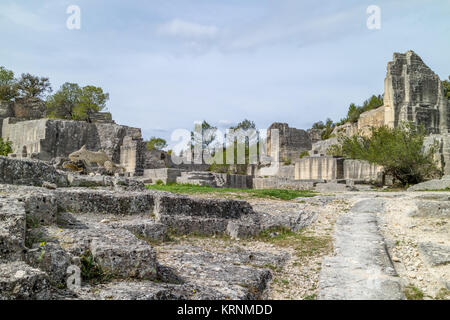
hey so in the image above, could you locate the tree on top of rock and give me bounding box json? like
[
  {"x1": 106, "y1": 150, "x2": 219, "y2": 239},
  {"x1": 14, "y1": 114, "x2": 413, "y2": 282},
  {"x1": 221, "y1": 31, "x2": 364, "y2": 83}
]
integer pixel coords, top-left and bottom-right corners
[
  {"x1": 46, "y1": 83, "x2": 109, "y2": 122},
  {"x1": 16, "y1": 73, "x2": 52, "y2": 99},
  {"x1": 443, "y1": 76, "x2": 450, "y2": 101},
  {"x1": 0, "y1": 66, "x2": 18, "y2": 101},
  {"x1": 146, "y1": 137, "x2": 167, "y2": 151}
]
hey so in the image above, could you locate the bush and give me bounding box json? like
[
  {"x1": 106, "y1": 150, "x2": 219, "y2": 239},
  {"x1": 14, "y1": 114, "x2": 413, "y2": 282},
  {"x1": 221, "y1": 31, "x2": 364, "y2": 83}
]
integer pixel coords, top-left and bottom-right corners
[
  {"x1": 299, "y1": 151, "x2": 310, "y2": 159},
  {"x1": 155, "y1": 179, "x2": 164, "y2": 185},
  {"x1": 282, "y1": 157, "x2": 291, "y2": 165},
  {"x1": 0, "y1": 138, "x2": 13, "y2": 156},
  {"x1": 327, "y1": 123, "x2": 440, "y2": 185}
]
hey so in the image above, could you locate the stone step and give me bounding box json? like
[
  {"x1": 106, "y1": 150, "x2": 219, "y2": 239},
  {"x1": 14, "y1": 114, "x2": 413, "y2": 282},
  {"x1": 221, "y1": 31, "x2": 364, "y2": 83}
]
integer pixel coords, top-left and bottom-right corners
[{"x1": 0, "y1": 261, "x2": 50, "y2": 300}]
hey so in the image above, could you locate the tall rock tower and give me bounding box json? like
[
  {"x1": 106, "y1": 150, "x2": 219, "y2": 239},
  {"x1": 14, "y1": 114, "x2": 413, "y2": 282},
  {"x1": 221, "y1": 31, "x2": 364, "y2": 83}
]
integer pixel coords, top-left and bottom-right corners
[{"x1": 383, "y1": 50, "x2": 449, "y2": 133}]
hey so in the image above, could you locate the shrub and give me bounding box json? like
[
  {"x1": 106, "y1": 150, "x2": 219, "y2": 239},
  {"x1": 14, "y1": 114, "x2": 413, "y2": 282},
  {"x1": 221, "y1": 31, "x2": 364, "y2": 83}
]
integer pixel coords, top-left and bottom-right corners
[
  {"x1": 299, "y1": 151, "x2": 310, "y2": 159},
  {"x1": 0, "y1": 138, "x2": 13, "y2": 156},
  {"x1": 327, "y1": 123, "x2": 440, "y2": 186}
]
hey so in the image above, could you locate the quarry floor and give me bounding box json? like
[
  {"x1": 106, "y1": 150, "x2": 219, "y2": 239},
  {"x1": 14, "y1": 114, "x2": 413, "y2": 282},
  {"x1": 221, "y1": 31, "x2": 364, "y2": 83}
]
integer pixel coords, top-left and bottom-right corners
[
  {"x1": 180, "y1": 190, "x2": 449, "y2": 300},
  {"x1": 1, "y1": 182, "x2": 449, "y2": 300}
]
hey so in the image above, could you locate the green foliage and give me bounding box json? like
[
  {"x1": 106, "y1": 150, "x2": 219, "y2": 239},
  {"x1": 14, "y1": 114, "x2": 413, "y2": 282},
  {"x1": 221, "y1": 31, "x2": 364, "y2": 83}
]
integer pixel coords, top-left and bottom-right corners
[
  {"x1": 46, "y1": 83, "x2": 81, "y2": 119},
  {"x1": 230, "y1": 119, "x2": 256, "y2": 130},
  {"x1": 311, "y1": 121, "x2": 325, "y2": 130},
  {"x1": 72, "y1": 85, "x2": 109, "y2": 121},
  {"x1": 404, "y1": 284, "x2": 424, "y2": 300},
  {"x1": 146, "y1": 137, "x2": 167, "y2": 151},
  {"x1": 208, "y1": 119, "x2": 259, "y2": 174},
  {"x1": 255, "y1": 227, "x2": 332, "y2": 259},
  {"x1": 299, "y1": 150, "x2": 310, "y2": 159},
  {"x1": 0, "y1": 66, "x2": 18, "y2": 101},
  {"x1": 16, "y1": 73, "x2": 52, "y2": 99},
  {"x1": 328, "y1": 123, "x2": 440, "y2": 185},
  {"x1": 282, "y1": 157, "x2": 291, "y2": 165},
  {"x1": 320, "y1": 118, "x2": 336, "y2": 140},
  {"x1": 46, "y1": 83, "x2": 109, "y2": 121},
  {"x1": 345, "y1": 95, "x2": 384, "y2": 124},
  {"x1": 0, "y1": 138, "x2": 13, "y2": 156},
  {"x1": 155, "y1": 179, "x2": 164, "y2": 185},
  {"x1": 443, "y1": 76, "x2": 450, "y2": 101},
  {"x1": 80, "y1": 250, "x2": 110, "y2": 284},
  {"x1": 146, "y1": 183, "x2": 317, "y2": 200}
]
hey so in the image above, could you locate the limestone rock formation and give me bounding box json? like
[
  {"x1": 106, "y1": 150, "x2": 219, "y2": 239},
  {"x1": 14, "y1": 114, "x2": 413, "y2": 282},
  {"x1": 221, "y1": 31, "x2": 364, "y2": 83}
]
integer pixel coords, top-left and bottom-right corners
[
  {"x1": 267, "y1": 122, "x2": 312, "y2": 163},
  {"x1": 384, "y1": 50, "x2": 449, "y2": 133},
  {"x1": 2, "y1": 118, "x2": 146, "y2": 176}
]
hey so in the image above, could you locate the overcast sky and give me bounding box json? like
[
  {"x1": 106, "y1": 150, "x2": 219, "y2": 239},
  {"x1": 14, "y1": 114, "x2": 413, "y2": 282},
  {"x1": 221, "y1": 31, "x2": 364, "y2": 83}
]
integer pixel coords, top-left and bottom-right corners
[{"x1": 0, "y1": 0, "x2": 449, "y2": 147}]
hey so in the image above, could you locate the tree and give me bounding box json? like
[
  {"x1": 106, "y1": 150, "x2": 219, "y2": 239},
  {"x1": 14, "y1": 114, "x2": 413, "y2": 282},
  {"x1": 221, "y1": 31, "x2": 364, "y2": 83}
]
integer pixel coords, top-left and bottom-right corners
[
  {"x1": 327, "y1": 123, "x2": 440, "y2": 186},
  {"x1": 46, "y1": 83, "x2": 82, "y2": 119},
  {"x1": 320, "y1": 118, "x2": 336, "y2": 140},
  {"x1": 146, "y1": 137, "x2": 167, "y2": 151},
  {"x1": 312, "y1": 121, "x2": 325, "y2": 130},
  {"x1": 46, "y1": 83, "x2": 109, "y2": 121},
  {"x1": 16, "y1": 73, "x2": 52, "y2": 99},
  {"x1": 342, "y1": 95, "x2": 384, "y2": 125},
  {"x1": 230, "y1": 119, "x2": 256, "y2": 130},
  {"x1": 443, "y1": 76, "x2": 450, "y2": 101},
  {"x1": 0, "y1": 66, "x2": 18, "y2": 101},
  {"x1": 72, "y1": 86, "x2": 109, "y2": 121}
]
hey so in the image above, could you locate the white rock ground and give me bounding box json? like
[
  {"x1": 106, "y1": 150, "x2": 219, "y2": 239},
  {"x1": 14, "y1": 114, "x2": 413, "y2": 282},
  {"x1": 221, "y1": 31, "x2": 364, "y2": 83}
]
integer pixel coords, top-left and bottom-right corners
[{"x1": 1, "y1": 184, "x2": 449, "y2": 300}]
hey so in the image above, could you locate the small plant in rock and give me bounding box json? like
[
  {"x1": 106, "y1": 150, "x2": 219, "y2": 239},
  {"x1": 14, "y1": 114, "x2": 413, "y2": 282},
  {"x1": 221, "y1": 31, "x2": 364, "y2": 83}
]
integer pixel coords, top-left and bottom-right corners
[
  {"x1": 80, "y1": 250, "x2": 110, "y2": 284},
  {"x1": 155, "y1": 179, "x2": 164, "y2": 185},
  {"x1": 38, "y1": 242, "x2": 46, "y2": 262},
  {"x1": 299, "y1": 151, "x2": 310, "y2": 159},
  {"x1": 403, "y1": 284, "x2": 424, "y2": 300}
]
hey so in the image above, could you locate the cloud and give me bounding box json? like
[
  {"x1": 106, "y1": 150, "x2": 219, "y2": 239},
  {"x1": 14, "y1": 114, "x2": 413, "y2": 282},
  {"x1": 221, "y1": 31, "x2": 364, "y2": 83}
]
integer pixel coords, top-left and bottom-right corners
[
  {"x1": 0, "y1": 3, "x2": 56, "y2": 31},
  {"x1": 156, "y1": 19, "x2": 219, "y2": 39}
]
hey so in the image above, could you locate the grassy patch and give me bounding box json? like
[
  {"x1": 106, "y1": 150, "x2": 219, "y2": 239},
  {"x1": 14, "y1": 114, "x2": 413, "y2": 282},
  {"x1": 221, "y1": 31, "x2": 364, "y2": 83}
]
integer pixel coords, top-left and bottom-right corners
[
  {"x1": 146, "y1": 183, "x2": 316, "y2": 200},
  {"x1": 403, "y1": 284, "x2": 424, "y2": 300},
  {"x1": 254, "y1": 227, "x2": 332, "y2": 259}
]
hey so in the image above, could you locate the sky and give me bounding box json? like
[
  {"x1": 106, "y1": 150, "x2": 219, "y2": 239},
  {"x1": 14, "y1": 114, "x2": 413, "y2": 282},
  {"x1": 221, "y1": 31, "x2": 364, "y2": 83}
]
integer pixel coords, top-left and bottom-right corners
[{"x1": 0, "y1": 0, "x2": 449, "y2": 148}]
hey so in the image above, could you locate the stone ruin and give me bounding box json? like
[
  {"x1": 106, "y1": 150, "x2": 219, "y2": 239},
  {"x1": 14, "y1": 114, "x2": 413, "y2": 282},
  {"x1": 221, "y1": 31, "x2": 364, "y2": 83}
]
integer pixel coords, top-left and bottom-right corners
[
  {"x1": 0, "y1": 49, "x2": 448, "y2": 300},
  {"x1": 266, "y1": 122, "x2": 312, "y2": 163},
  {"x1": 0, "y1": 156, "x2": 314, "y2": 299},
  {"x1": 253, "y1": 50, "x2": 450, "y2": 189},
  {"x1": 0, "y1": 50, "x2": 446, "y2": 191}
]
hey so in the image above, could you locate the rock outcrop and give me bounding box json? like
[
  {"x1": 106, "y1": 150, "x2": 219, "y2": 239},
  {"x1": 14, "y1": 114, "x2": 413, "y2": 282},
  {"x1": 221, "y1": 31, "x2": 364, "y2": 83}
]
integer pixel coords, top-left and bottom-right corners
[
  {"x1": 267, "y1": 122, "x2": 312, "y2": 163},
  {"x1": 384, "y1": 50, "x2": 449, "y2": 134}
]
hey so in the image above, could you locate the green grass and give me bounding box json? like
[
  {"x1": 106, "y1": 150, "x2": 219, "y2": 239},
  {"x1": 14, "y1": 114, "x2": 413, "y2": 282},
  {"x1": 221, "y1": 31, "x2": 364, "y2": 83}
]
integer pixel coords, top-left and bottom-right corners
[
  {"x1": 146, "y1": 183, "x2": 317, "y2": 200},
  {"x1": 254, "y1": 227, "x2": 333, "y2": 259},
  {"x1": 403, "y1": 284, "x2": 424, "y2": 300}
]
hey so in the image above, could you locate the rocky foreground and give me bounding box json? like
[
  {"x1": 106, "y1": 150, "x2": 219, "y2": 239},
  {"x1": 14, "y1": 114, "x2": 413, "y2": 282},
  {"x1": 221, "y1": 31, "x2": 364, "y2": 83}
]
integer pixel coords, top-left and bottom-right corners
[
  {"x1": 0, "y1": 157, "x2": 448, "y2": 300},
  {"x1": 1, "y1": 174, "x2": 449, "y2": 300}
]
